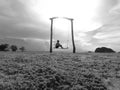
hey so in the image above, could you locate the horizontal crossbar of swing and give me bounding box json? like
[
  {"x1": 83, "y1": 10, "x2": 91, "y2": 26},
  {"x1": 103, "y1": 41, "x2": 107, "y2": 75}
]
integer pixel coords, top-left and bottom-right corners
[{"x1": 50, "y1": 17, "x2": 73, "y2": 20}]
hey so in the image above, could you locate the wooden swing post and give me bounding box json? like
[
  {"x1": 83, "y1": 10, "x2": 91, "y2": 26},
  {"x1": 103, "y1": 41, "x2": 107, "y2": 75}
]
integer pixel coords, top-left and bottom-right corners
[
  {"x1": 50, "y1": 17, "x2": 58, "y2": 53},
  {"x1": 70, "y1": 19, "x2": 76, "y2": 53},
  {"x1": 50, "y1": 18, "x2": 53, "y2": 53}
]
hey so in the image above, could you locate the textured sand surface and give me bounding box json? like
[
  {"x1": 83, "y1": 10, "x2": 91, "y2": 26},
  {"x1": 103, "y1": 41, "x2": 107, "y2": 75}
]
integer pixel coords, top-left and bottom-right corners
[{"x1": 0, "y1": 52, "x2": 120, "y2": 90}]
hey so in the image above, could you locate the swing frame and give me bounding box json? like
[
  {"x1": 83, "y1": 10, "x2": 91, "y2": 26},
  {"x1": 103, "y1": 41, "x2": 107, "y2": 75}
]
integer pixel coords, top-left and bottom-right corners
[{"x1": 49, "y1": 17, "x2": 76, "y2": 53}]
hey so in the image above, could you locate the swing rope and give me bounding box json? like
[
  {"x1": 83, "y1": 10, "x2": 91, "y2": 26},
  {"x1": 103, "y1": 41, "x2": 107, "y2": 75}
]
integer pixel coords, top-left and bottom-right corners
[
  {"x1": 66, "y1": 24, "x2": 70, "y2": 48},
  {"x1": 65, "y1": 20, "x2": 70, "y2": 49}
]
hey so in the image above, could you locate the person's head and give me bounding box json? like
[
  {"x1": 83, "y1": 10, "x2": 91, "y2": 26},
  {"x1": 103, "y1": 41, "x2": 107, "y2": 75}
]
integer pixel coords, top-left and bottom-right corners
[{"x1": 57, "y1": 40, "x2": 59, "y2": 42}]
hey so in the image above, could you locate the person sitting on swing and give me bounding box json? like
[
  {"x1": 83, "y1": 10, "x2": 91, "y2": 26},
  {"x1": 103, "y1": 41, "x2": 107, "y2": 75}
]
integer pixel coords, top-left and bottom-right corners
[{"x1": 55, "y1": 40, "x2": 63, "y2": 49}]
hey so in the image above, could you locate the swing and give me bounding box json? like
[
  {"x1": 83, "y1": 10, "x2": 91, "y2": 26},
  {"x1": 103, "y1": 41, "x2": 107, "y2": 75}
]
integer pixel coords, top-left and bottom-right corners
[{"x1": 50, "y1": 17, "x2": 76, "y2": 53}]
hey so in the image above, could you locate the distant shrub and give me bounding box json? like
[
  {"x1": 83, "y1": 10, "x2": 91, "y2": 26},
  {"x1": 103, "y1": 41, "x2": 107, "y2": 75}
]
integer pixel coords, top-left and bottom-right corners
[
  {"x1": 95, "y1": 47, "x2": 115, "y2": 53},
  {"x1": 88, "y1": 51, "x2": 93, "y2": 53},
  {"x1": 19, "y1": 46, "x2": 25, "y2": 52},
  {"x1": 0, "y1": 44, "x2": 9, "y2": 51},
  {"x1": 10, "y1": 45, "x2": 18, "y2": 52}
]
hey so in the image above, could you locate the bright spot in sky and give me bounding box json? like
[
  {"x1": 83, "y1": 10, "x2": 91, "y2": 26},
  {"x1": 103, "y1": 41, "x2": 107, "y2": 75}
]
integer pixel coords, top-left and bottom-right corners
[{"x1": 28, "y1": 0, "x2": 102, "y2": 32}]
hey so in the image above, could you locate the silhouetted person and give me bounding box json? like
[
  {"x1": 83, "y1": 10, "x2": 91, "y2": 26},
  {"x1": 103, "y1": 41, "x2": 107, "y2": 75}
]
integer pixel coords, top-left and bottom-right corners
[{"x1": 55, "y1": 40, "x2": 63, "y2": 49}]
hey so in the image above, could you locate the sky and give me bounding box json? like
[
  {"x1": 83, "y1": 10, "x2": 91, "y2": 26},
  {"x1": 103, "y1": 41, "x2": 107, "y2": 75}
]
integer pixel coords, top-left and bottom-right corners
[{"x1": 0, "y1": 0, "x2": 120, "y2": 52}]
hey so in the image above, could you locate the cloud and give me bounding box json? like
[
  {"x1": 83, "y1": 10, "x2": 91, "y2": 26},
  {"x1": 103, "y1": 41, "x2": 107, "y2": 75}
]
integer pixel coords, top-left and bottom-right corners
[
  {"x1": 0, "y1": 0, "x2": 51, "y2": 39},
  {"x1": 88, "y1": 23, "x2": 120, "y2": 51},
  {"x1": 93, "y1": 25, "x2": 120, "y2": 39},
  {"x1": 109, "y1": 0, "x2": 120, "y2": 14},
  {"x1": 0, "y1": 0, "x2": 51, "y2": 51},
  {"x1": 0, "y1": 0, "x2": 120, "y2": 52},
  {"x1": 75, "y1": 0, "x2": 120, "y2": 52}
]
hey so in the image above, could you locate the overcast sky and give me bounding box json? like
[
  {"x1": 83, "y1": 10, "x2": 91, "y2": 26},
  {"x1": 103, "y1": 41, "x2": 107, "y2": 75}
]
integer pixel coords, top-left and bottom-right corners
[{"x1": 0, "y1": 0, "x2": 120, "y2": 52}]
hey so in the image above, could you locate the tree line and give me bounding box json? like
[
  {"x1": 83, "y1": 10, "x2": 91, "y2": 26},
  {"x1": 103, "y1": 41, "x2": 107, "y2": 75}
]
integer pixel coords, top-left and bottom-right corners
[{"x1": 0, "y1": 44, "x2": 25, "y2": 52}]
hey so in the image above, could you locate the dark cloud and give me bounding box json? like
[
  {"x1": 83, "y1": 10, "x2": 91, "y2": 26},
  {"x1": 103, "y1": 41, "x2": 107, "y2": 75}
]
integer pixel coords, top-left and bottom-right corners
[
  {"x1": 0, "y1": 0, "x2": 51, "y2": 51},
  {"x1": 95, "y1": 0, "x2": 117, "y2": 22},
  {"x1": 0, "y1": 0, "x2": 51, "y2": 39}
]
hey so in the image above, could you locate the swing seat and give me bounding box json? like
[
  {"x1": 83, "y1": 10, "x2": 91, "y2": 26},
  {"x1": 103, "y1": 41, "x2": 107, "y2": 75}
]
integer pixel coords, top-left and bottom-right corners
[
  {"x1": 54, "y1": 47, "x2": 69, "y2": 49},
  {"x1": 62, "y1": 47, "x2": 69, "y2": 49}
]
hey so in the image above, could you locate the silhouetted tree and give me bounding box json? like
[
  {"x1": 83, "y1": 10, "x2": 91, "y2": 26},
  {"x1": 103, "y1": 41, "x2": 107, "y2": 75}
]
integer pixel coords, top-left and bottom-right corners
[
  {"x1": 95, "y1": 47, "x2": 115, "y2": 53},
  {"x1": 10, "y1": 45, "x2": 17, "y2": 52},
  {"x1": 88, "y1": 51, "x2": 93, "y2": 53},
  {"x1": 0, "y1": 44, "x2": 9, "y2": 51},
  {"x1": 19, "y1": 46, "x2": 25, "y2": 52}
]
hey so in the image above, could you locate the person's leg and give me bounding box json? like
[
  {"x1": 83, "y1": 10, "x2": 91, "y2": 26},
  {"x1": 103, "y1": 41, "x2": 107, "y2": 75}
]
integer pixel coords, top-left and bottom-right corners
[
  {"x1": 60, "y1": 45, "x2": 63, "y2": 49},
  {"x1": 55, "y1": 46, "x2": 59, "y2": 48}
]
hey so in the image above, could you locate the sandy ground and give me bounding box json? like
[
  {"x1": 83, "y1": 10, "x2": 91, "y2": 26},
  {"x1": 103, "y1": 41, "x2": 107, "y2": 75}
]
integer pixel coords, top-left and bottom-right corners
[{"x1": 0, "y1": 51, "x2": 120, "y2": 90}]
